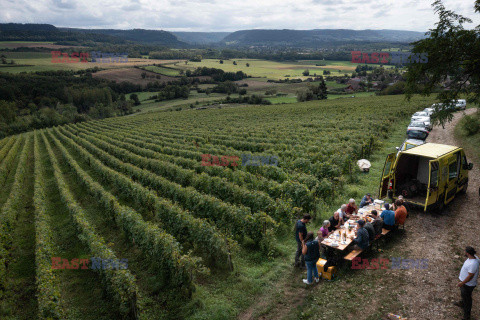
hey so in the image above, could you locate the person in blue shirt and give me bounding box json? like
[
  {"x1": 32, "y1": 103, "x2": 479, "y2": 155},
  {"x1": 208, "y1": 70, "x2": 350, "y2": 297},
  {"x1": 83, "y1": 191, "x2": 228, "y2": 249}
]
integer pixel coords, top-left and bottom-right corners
[
  {"x1": 359, "y1": 193, "x2": 374, "y2": 208},
  {"x1": 301, "y1": 232, "x2": 321, "y2": 285},
  {"x1": 352, "y1": 220, "x2": 369, "y2": 250},
  {"x1": 294, "y1": 214, "x2": 311, "y2": 268},
  {"x1": 380, "y1": 203, "x2": 396, "y2": 230}
]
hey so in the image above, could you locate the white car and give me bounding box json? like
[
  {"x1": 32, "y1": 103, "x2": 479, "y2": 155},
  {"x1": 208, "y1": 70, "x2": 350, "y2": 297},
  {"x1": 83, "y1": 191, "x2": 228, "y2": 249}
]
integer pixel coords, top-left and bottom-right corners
[
  {"x1": 455, "y1": 99, "x2": 466, "y2": 110},
  {"x1": 411, "y1": 112, "x2": 432, "y2": 130},
  {"x1": 423, "y1": 107, "x2": 435, "y2": 116}
]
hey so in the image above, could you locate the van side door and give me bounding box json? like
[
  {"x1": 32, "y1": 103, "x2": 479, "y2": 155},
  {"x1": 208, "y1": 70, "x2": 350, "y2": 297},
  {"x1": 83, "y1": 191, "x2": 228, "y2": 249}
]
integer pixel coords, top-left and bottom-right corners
[
  {"x1": 425, "y1": 160, "x2": 440, "y2": 211},
  {"x1": 445, "y1": 152, "x2": 461, "y2": 204},
  {"x1": 379, "y1": 152, "x2": 396, "y2": 199}
]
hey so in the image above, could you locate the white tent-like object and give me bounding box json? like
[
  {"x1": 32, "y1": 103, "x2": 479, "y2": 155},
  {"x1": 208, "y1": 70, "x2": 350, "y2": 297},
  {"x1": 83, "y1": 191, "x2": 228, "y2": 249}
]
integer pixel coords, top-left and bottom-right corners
[{"x1": 357, "y1": 159, "x2": 371, "y2": 172}]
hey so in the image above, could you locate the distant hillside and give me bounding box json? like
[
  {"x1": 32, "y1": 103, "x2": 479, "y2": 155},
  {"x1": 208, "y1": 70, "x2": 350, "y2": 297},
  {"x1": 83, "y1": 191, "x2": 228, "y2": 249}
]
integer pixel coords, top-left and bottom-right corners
[
  {"x1": 0, "y1": 24, "x2": 187, "y2": 47},
  {"x1": 0, "y1": 23, "x2": 125, "y2": 44},
  {"x1": 221, "y1": 29, "x2": 426, "y2": 47},
  {"x1": 172, "y1": 32, "x2": 231, "y2": 44},
  {"x1": 60, "y1": 28, "x2": 187, "y2": 46}
]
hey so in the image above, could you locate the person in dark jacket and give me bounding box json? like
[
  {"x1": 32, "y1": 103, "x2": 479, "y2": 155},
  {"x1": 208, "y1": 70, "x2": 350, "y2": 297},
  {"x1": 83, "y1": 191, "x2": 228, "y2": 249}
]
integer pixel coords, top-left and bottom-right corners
[
  {"x1": 352, "y1": 220, "x2": 369, "y2": 250},
  {"x1": 369, "y1": 210, "x2": 383, "y2": 235},
  {"x1": 301, "y1": 232, "x2": 321, "y2": 285},
  {"x1": 364, "y1": 221, "x2": 376, "y2": 242},
  {"x1": 360, "y1": 193, "x2": 374, "y2": 208}
]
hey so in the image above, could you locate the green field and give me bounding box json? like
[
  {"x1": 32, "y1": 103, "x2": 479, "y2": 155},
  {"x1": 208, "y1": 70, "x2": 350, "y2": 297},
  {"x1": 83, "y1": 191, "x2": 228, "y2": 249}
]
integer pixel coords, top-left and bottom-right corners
[
  {"x1": 178, "y1": 59, "x2": 357, "y2": 79},
  {"x1": 141, "y1": 65, "x2": 181, "y2": 76},
  {"x1": 0, "y1": 94, "x2": 438, "y2": 319}
]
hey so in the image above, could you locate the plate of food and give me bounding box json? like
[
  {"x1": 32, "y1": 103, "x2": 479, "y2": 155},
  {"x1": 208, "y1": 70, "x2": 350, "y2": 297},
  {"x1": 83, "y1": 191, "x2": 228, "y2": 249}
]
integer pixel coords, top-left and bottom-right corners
[{"x1": 331, "y1": 242, "x2": 339, "y2": 247}]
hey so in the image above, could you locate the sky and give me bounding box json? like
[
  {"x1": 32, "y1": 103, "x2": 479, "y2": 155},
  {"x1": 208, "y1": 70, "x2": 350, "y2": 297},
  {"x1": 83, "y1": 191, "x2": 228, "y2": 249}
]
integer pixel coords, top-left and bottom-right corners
[{"x1": 0, "y1": 0, "x2": 479, "y2": 32}]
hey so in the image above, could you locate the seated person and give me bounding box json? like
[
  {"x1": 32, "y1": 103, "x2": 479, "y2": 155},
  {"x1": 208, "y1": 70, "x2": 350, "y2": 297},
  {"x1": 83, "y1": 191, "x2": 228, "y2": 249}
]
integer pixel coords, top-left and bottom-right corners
[
  {"x1": 360, "y1": 193, "x2": 374, "y2": 208},
  {"x1": 336, "y1": 204, "x2": 348, "y2": 221},
  {"x1": 394, "y1": 199, "x2": 408, "y2": 226},
  {"x1": 317, "y1": 220, "x2": 331, "y2": 240},
  {"x1": 364, "y1": 220, "x2": 376, "y2": 242},
  {"x1": 380, "y1": 203, "x2": 396, "y2": 230},
  {"x1": 345, "y1": 198, "x2": 358, "y2": 217},
  {"x1": 328, "y1": 211, "x2": 343, "y2": 232},
  {"x1": 352, "y1": 220, "x2": 369, "y2": 250},
  {"x1": 369, "y1": 210, "x2": 383, "y2": 235}
]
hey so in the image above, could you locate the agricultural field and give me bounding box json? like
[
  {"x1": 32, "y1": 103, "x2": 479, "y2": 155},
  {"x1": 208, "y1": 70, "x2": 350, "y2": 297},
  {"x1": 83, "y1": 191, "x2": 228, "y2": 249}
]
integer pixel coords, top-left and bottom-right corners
[
  {"x1": 0, "y1": 47, "x2": 185, "y2": 73},
  {"x1": 0, "y1": 94, "x2": 436, "y2": 319},
  {"x1": 178, "y1": 59, "x2": 358, "y2": 79},
  {"x1": 141, "y1": 65, "x2": 182, "y2": 76}
]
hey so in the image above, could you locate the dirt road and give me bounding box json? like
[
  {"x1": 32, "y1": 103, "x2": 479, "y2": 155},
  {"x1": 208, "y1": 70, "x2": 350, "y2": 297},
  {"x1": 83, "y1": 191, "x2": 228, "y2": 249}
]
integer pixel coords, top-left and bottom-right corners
[{"x1": 398, "y1": 108, "x2": 479, "y2": 319}]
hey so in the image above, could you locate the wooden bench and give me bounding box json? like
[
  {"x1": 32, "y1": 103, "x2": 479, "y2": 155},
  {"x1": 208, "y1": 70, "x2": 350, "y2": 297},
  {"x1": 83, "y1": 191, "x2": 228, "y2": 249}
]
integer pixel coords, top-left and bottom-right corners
[
  {"x1": 344, "y1": 249, "x2": 363, "y2": 261},
  {"x1": 346, "y1": 228, "x2": 392, "y2": 260}
]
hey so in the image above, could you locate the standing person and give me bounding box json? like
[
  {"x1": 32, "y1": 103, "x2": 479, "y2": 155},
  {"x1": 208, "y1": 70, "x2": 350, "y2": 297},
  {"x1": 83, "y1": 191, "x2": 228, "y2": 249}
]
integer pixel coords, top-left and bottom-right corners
[
  {"x1": 360, "y1": 193, "x2": 374, "y2": 208},
  {"x1": 346, "y1": 198, "x2": 358, "y2": 216},
  {"x1": 294, "y1": 214, "x2": 312, "y2": 268},
  {"x1": 301, "y1": 232, "x2": 321, "y2": 285},
  {"x1": 380, "y1": 203, "x2": 395, "y2": 230},
  {"x1": 455, "y1": 246, "x2": 480, "y2": 320},
  {"x1": 351, "y1": 220, "x2": 369, "y2": 250}
]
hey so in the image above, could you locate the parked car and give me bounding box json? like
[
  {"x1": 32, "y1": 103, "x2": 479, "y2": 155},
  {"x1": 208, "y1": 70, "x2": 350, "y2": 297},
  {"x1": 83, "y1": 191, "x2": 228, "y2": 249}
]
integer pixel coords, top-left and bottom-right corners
[
  {"x1": 406, "y1": 128, "x2": 429, "y2": 141},
  {"x1": 379, "y1": 143, "x2": 473, "y2": 212},
  {"x1": 423, "y1": 107, "x2": 435, "y2": 116},
  {"x1": 408, "y1": 121, "x2": 430, "y2": 132},
  {"x1": 397, "y1": 138, "x2": 425, "y2": 152},
  {"x1": 455, "y1": 99, "x2": 466, "y2": 110},
  {"x1": 411, "y1": 112, "x2": 432, "y2": 130}
]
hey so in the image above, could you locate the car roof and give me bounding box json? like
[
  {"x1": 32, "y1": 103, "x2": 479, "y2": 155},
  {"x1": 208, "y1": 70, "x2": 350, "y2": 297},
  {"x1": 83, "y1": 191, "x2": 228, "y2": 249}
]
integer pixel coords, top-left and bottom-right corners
[
  {"x1": 404, "y1": 139, "x2": 425, "y2": 144},
  {"x1": 401, "y1": 143, "x2": 460, "y2": 158}
]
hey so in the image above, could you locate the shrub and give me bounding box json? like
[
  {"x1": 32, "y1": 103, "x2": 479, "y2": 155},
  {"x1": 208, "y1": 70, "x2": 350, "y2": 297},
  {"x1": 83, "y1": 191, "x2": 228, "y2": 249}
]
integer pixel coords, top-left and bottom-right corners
[{"x1": 462, "y1": 114, "x2": 480, "y2": 136}]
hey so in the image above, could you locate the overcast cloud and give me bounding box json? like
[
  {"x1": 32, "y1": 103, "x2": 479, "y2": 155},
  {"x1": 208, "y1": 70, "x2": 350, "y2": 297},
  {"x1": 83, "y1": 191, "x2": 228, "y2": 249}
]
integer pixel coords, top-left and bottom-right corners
[{"x1": 0, "y1": 0, "x2": 479, "y2": 32}]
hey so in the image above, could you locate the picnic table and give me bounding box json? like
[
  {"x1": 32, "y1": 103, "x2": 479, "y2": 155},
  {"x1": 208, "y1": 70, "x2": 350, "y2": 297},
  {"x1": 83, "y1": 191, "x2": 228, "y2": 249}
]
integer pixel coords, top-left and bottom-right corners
[{"x1": 321, "y1": 202, "x2": 386, "y2": 251}]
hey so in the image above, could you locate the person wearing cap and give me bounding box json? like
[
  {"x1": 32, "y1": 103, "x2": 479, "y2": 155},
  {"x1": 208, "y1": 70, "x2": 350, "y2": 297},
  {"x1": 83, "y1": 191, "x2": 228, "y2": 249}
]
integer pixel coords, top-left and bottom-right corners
[
  {"x1": 345, "y1": 198, "x2": 358, "y2": 216},
  {"x1": 360, "y1": 193, "x2": 374, "y2": 208},
  {"x1": 380, "y1": 203, "x2": 395, "y2": 230},
  {"x1": 455, "y1": 246, "x2": 480, "y2": 320},
  {"x1": 352, "y1": 220, "x2": 369, "y2": 250}
]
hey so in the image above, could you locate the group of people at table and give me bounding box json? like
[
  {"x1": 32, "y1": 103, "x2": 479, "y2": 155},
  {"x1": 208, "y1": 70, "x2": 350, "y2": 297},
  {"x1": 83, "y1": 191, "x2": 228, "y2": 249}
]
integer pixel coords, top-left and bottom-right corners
[{"x1": 294, "y1": 193, "x2": 408, "y2": 285}]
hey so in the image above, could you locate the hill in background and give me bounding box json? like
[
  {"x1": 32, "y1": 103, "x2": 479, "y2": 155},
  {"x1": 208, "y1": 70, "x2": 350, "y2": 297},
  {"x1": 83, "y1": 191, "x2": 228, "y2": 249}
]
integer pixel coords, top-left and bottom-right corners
[{"x1": 221, "y1": 29, "x2": 426, "y2": 47}]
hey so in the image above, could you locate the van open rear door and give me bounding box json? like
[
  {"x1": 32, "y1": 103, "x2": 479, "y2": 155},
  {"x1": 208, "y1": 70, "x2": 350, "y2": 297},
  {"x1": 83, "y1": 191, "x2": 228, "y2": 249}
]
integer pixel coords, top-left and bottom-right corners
[
  {"x1": 425, "y1": 160, "x2": 440, "y2": 211},
  {"x1": 379, "y1": 153, "x2": 396, "y2": 199}
]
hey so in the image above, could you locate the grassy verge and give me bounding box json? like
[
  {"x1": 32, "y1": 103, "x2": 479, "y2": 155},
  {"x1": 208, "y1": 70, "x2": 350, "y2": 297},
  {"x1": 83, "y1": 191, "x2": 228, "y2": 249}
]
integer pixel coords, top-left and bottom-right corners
[{"x1": 454, "y1": 108, "x2": 479, "y2": 159}]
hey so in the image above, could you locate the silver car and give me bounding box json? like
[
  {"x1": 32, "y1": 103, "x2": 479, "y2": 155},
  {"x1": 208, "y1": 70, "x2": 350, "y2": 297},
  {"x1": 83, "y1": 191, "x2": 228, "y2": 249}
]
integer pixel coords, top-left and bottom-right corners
[
  {"x1": 411, "y1": 112, "x2": 432, "y2": 130},
  {"x1": 408, "y1": 121, "x2": 429, "y2": 131}
]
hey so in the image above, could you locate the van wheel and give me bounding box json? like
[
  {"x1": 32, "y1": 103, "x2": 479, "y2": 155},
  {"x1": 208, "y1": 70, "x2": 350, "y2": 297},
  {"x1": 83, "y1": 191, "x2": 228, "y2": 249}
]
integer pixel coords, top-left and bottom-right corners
[
  {"x1": 459, "y1": 182, "x2": 468, "y2": 194},
  {"x1": 435, "y1": 194, "x2": 445, "y2": 213}
]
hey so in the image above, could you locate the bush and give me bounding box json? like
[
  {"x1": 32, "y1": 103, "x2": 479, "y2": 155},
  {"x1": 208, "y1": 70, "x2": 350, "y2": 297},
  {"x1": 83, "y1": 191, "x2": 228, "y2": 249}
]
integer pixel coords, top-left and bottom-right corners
[{"x1": 462, "y1": 114, "x2": 480, "y2": 136}]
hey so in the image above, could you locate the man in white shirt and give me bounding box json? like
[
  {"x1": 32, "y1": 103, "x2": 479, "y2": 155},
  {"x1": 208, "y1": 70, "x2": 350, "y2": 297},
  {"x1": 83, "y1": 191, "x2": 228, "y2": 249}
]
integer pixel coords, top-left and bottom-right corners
[
  {"x1": 337, "y1": 204, "x2": 348, "y2": 221},
  {"x1": 455, "y1": 246, "x2": 479, "y2": 320}
]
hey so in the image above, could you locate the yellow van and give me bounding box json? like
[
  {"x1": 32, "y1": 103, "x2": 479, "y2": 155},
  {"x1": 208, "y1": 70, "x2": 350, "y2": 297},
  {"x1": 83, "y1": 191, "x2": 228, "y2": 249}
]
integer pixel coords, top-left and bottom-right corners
[{"x1": 379, "y1": 143, "x2": 473, "y2": 212}]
